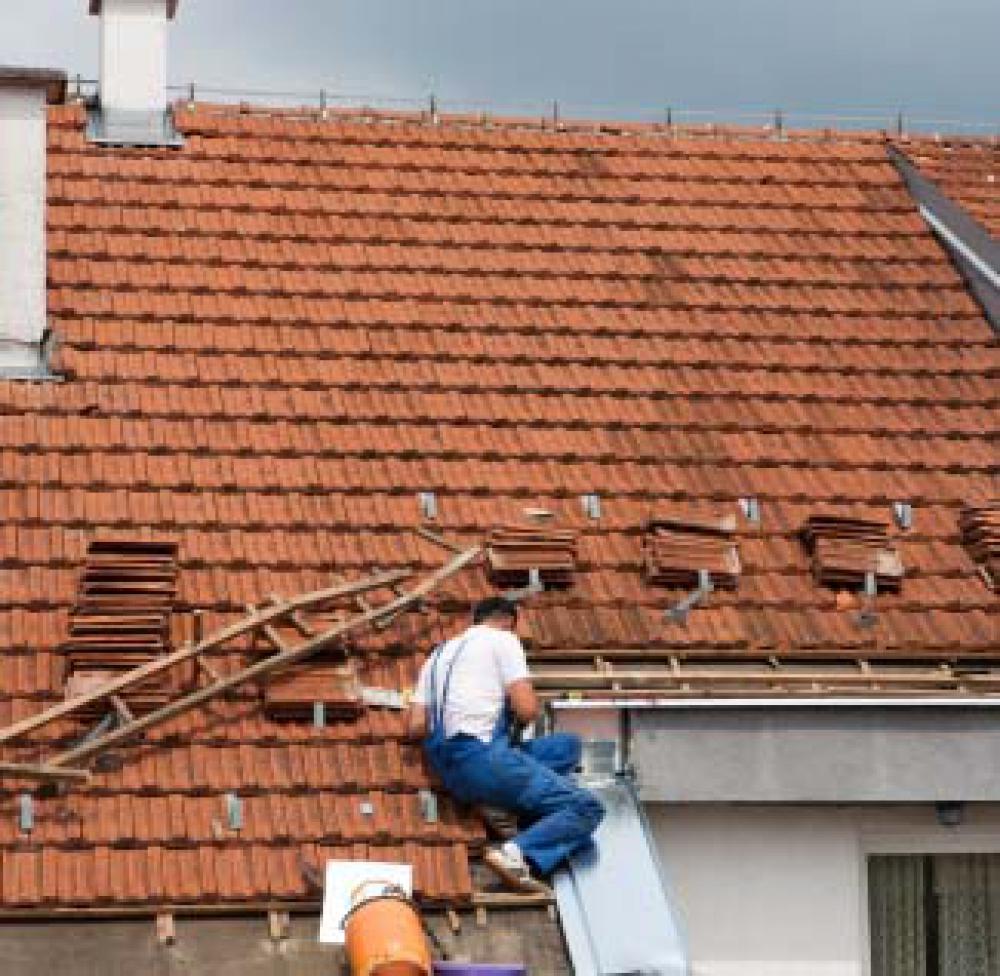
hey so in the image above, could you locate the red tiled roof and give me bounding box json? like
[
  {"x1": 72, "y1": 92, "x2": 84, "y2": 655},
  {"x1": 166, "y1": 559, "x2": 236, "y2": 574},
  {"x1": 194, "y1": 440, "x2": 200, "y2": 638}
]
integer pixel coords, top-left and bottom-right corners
[
  {"x1": 899, "y1": 136, "x2": 1000, "y2": 236},
  {"x1": 0, "y1": 102, "x2": 997, "y2": 910}
]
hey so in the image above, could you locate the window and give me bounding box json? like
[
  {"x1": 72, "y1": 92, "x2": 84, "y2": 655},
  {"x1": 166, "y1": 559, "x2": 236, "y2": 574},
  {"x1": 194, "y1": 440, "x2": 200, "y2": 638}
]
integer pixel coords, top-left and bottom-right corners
[{"x1": 869, "y1": 854, "x2": 1000, "y2": 975}]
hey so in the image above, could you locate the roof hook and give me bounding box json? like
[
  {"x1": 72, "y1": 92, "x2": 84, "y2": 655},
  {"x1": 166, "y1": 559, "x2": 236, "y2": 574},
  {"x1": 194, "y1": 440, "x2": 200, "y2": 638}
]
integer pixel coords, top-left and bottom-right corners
[
  {"x1": 504, "y1": 567, "x2": 545, "y2": 603},
  {"x1": 666, "y1": 569, "x2": 714, "y2": 625},
  {"x1": 854, "y1": 571, "x2": 879, "y2": 629}
]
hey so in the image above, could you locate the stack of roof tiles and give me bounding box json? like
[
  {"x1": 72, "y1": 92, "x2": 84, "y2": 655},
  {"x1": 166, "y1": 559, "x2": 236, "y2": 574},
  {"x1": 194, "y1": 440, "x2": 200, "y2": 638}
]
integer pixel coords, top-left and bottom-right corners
[
  {"x1": 487, "y1": 525, "x2": 579, "y2": 587},
  {"x1": 0, "y1": 102, "x2": 995, "y2": 911},
  {"x1": 61, "y1": 540, "x2": 186, "y2": 716},
  {"x1": 643, "y1": 516, "x2": 740, "y2": 589},
  {"x1": 262, "y1": 659, "x2": 364, "y2": 721},
  {"x1": 800, "y1": 516, "x2": 904, "y2": 592},
  {"x1": 959, "y1": 503, "x2": 1000, "y2": 590}
]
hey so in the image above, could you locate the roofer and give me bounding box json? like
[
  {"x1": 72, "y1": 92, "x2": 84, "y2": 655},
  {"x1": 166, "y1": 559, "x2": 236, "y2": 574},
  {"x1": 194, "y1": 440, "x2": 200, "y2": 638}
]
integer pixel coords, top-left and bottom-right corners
[{"x1": 407, "y1": 596, "x2": 604, "y2": 892}]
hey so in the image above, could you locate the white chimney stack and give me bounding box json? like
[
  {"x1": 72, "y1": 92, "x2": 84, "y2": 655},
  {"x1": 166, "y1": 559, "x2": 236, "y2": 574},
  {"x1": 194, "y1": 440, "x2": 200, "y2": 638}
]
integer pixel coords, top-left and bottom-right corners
[
  {"x1": 88, "y1": 0, "x2": 182, "y2": 145},
  {"x1": 0, "y1": 68, "x2": 66, "y2": 378}
]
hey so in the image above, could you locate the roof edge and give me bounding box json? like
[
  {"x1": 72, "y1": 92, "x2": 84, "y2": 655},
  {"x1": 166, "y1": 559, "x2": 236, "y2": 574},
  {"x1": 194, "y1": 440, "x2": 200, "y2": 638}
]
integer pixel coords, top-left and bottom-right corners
[
  {"x1": 89, "y1": 0, "x2": 179, "y2": 19},
  {"x1": 0, "y1": 66, "x2": 67, "y2": 104}
]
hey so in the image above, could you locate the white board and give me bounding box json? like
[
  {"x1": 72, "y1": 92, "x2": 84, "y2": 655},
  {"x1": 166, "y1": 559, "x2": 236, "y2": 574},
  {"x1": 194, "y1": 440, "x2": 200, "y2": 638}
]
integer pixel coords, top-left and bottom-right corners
[{"x1": 318, "y1": 860, "x2": 413, "y2": 945}]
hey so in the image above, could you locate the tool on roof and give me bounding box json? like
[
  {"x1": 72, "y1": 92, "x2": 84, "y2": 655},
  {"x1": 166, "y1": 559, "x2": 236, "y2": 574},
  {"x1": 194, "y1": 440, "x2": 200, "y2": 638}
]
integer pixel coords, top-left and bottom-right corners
[{"x1": 0, "y1": 547, "x2": 481, "y2": 781}]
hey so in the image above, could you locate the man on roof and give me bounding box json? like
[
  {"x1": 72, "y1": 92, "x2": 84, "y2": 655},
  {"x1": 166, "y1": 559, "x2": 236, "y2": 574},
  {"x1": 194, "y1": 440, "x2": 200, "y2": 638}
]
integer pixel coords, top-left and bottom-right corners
[{"x1": 407, "y1": 596, "x2": 604, "y2": 892}]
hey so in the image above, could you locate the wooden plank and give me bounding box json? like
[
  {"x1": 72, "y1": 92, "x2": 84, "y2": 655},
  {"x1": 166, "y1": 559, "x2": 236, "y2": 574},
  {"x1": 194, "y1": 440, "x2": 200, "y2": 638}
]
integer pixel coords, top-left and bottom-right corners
[
  {"x1": 415, "y1": 525, "x2": 463, "y2": 554},
  {"x1": 0, "y1": 762, "x2": 91, "y2": 782},
  {"x1": 472, "y1": 891, "x2": 554, "y2": 908},
  {"x1": 48, "y1": 550, "x2": 480, "y2": 769},
  {"x1": 0, "y1": 570, "x2": 410, "y2": 747}
]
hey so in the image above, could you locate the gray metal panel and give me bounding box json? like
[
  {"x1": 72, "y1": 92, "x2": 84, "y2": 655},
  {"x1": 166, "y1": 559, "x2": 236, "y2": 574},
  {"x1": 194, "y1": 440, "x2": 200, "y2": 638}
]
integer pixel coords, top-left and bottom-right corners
[
  {"x1": 633, "y1": 705, "x2": 1000, "y2": 803},
  {"x1": 888, "y1": 145, "x2": 1000, "y2": 333},
  {"x1": 553, "y1": 781, "x2": 688, "y2": 976},
  {"x1": 87, "y1": 107, "x2": 184, "y2": 147}
]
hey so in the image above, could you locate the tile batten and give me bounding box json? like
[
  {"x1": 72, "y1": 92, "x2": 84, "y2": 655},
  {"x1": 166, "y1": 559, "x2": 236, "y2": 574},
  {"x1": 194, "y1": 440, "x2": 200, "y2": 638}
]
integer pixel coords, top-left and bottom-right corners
[
  {"x1": 0, "y1": 67, "x2": 66, "y2": 379},
  {"x1": 87, "y1": 0, "x2": 183, "y2": 147}
]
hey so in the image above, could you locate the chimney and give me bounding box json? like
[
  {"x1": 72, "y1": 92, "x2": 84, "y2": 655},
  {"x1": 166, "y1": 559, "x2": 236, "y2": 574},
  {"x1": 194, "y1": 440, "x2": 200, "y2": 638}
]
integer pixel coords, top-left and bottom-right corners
[
  {"x1": 0, "y1": 68, "x2": 66, "y2": 379},
  {"x1": 88, "y1": 0, "x2": 183, "y2": 146}
]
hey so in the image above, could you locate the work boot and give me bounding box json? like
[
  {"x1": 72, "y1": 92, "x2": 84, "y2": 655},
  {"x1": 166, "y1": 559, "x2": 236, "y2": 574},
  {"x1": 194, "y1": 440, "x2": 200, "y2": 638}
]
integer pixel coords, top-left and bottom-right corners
[{"x1": 482, "y1": 843, "x2": 550, "y2": 894}]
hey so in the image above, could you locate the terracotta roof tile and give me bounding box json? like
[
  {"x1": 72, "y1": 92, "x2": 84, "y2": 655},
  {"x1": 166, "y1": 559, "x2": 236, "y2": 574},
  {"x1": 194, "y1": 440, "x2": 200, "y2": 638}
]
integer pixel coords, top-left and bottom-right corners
[{"x1": 0, "y1": 104, "x2": 997, "y2": 910}]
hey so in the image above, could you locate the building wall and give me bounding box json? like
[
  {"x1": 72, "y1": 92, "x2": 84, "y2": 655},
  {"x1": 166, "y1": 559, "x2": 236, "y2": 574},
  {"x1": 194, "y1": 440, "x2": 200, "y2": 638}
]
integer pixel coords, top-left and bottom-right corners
[
  {"x1": 0, "y1": 909, "x2": 569, "y2": 976},
  {"x1": 647, "y1": 802, "x2": 1000, "y2": 976}
]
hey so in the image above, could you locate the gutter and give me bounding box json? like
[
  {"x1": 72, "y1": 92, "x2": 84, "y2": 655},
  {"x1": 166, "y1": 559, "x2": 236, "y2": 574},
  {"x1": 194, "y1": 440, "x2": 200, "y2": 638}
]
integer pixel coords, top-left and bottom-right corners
[{"x1": 553, "y1": 696, "x2": 1000, "y2": 710}]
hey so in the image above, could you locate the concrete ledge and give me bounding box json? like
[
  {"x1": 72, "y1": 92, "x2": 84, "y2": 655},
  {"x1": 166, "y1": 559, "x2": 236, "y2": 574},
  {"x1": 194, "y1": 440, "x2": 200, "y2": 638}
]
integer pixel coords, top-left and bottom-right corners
[{"x1": 633, "y1": 704, "x2": 1000, "y2": 802}]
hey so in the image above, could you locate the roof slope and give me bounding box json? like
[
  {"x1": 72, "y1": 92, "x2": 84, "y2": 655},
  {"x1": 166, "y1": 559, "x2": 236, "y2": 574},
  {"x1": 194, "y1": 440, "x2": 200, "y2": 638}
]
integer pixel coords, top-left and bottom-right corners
[
  {"x1": 900, "y1": 136, "x2": 1000, "y2": 237},
  {"x1": 0, "y1": 103, "x2": 996, "y2": 909}
]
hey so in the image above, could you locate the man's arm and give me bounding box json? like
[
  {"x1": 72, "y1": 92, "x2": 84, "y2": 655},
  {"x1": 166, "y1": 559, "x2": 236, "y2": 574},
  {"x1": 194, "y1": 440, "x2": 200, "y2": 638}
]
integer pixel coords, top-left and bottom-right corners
[
  {"x1": 506, "y1": 677, "x2": 540, "y2": 725},
  {"x1": 406, "y1": 700, "x2": 428, "y2": 740}
]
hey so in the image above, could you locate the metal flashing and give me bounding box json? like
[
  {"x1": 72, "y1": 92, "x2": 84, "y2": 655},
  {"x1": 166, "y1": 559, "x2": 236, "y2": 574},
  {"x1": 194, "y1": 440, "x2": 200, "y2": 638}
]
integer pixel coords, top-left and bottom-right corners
[
  {"x1": 87, "y1": 107, "x2": 184, "y2": 148},
  {"x1": 553, "y1": 780, "x2": 688, "y2": 976},
  {"x1": 889, "y1": 145, "x2": 1000, "y2": 332}
]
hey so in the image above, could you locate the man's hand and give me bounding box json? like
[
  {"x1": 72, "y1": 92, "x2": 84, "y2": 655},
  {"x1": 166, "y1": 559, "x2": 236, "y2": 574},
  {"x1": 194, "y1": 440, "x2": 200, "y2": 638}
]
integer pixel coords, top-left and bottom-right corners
[
  {"x1": 405, "y1": 700, "x2": 428, "y2": 740},
  {"x1": 507, "y1": 678, "x2": 539, "y2": 725}
]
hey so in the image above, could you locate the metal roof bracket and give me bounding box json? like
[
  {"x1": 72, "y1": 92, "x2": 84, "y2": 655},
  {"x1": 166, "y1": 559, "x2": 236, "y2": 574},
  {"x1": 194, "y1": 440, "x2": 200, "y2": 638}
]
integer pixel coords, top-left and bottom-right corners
[
  {"x1": 504, "y1": 566, "x2": 545, "y2": 603},
  {"x1": 225, "y1": 792, "x2": 242, "y2": 831},
  {"x1": 893, "y1": 502, "x2": 913, "y2": 530},
  {"x1": 666, "y1": 569, "x2": 714, "y2": 625},
  {"x1": 18, "y1": 794, "x2": 33, "y2": 834},
  {"x1": 418, "y1": 491, "x2": 438, "y2": 520},
  {"x1": 419, "y1": 789, "x2": 439, "y2": 823},
  {"x1": 581, "y1": 493, "x2": 602, "y2": 520},
  {"x1": 854, "y1": 571, "x2": 879, "y2": 629}
]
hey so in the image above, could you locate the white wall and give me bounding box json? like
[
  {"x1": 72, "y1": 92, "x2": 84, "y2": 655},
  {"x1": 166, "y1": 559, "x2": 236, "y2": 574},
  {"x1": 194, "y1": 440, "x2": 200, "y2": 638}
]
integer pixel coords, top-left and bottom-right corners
[
  {"x1": 99, "y1": 0, "x2": 168, "y2": 114},
  {"x1": 0, "y1": 86, "x2": 47, "y2": 373},
  {"x1": 647, "y1": 803, "x2": 1000, "y2": 976}
]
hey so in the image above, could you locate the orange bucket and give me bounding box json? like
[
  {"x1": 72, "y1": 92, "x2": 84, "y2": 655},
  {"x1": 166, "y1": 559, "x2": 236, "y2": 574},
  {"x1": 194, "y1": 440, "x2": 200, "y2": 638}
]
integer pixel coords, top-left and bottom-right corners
[{"x1": 344, "y1": 891, "x2": 432, "y2": 976}]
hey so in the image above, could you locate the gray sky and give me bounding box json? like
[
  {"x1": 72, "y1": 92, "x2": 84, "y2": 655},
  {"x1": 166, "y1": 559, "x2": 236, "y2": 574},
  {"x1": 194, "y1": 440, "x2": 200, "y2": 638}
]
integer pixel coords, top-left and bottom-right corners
[{"x1": 3, "y1": 0, "x2": 998, "y2": 129}]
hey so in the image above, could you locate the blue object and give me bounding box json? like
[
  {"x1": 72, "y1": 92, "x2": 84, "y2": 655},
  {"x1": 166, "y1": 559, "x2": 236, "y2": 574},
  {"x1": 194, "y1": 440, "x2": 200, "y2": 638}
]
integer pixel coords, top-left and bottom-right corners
[
  {"x1": 423, "y1": 643, "x2": 603, "y2": 876},
  {"x1": 434, "y1": 965, "x2": 526, "y2": 976}
]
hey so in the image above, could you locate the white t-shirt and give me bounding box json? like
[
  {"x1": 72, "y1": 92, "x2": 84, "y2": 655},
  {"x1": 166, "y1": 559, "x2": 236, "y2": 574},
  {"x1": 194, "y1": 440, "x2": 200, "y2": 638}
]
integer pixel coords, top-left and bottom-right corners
[{"x1": 413, "y1": 624, "x2": 531, "y2": 742}]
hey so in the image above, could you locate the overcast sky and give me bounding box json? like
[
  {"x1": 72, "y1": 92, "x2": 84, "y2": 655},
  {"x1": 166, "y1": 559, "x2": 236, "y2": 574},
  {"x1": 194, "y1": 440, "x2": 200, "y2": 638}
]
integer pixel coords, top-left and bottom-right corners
[{"x1": 3, "y1": 0, "x2": 998, "y2": 130}]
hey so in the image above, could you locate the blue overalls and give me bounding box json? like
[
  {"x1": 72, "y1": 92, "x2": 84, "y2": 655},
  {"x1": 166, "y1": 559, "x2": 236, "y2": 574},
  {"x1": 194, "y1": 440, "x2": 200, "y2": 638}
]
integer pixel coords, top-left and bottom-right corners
[{"x1": 423, "y1": 636, "x2": 604, "y2": 877}]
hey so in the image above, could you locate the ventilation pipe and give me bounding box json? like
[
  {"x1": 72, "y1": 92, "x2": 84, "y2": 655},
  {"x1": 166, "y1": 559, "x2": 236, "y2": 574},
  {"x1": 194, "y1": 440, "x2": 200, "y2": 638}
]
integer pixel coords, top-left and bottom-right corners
[
  {"x1": 88, "y1": 0, "x2": 183, "y2": 146},
  {"x1": 0, "y1": 67, "x2": 66, "y2": 379}
]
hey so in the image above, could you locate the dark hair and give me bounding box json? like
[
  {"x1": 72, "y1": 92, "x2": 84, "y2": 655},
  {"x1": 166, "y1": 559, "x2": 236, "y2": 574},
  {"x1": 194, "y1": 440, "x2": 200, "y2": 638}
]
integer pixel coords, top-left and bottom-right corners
[{"x1": 472, "y1": 596, "x2": 518, "y2": 624}]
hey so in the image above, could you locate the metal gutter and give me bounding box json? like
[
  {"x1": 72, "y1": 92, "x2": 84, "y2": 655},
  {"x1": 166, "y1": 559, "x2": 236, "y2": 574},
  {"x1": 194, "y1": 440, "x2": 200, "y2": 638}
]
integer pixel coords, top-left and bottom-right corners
[{"x1": 553, "y1": 696, "x2": 1000, "y2": 710}]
